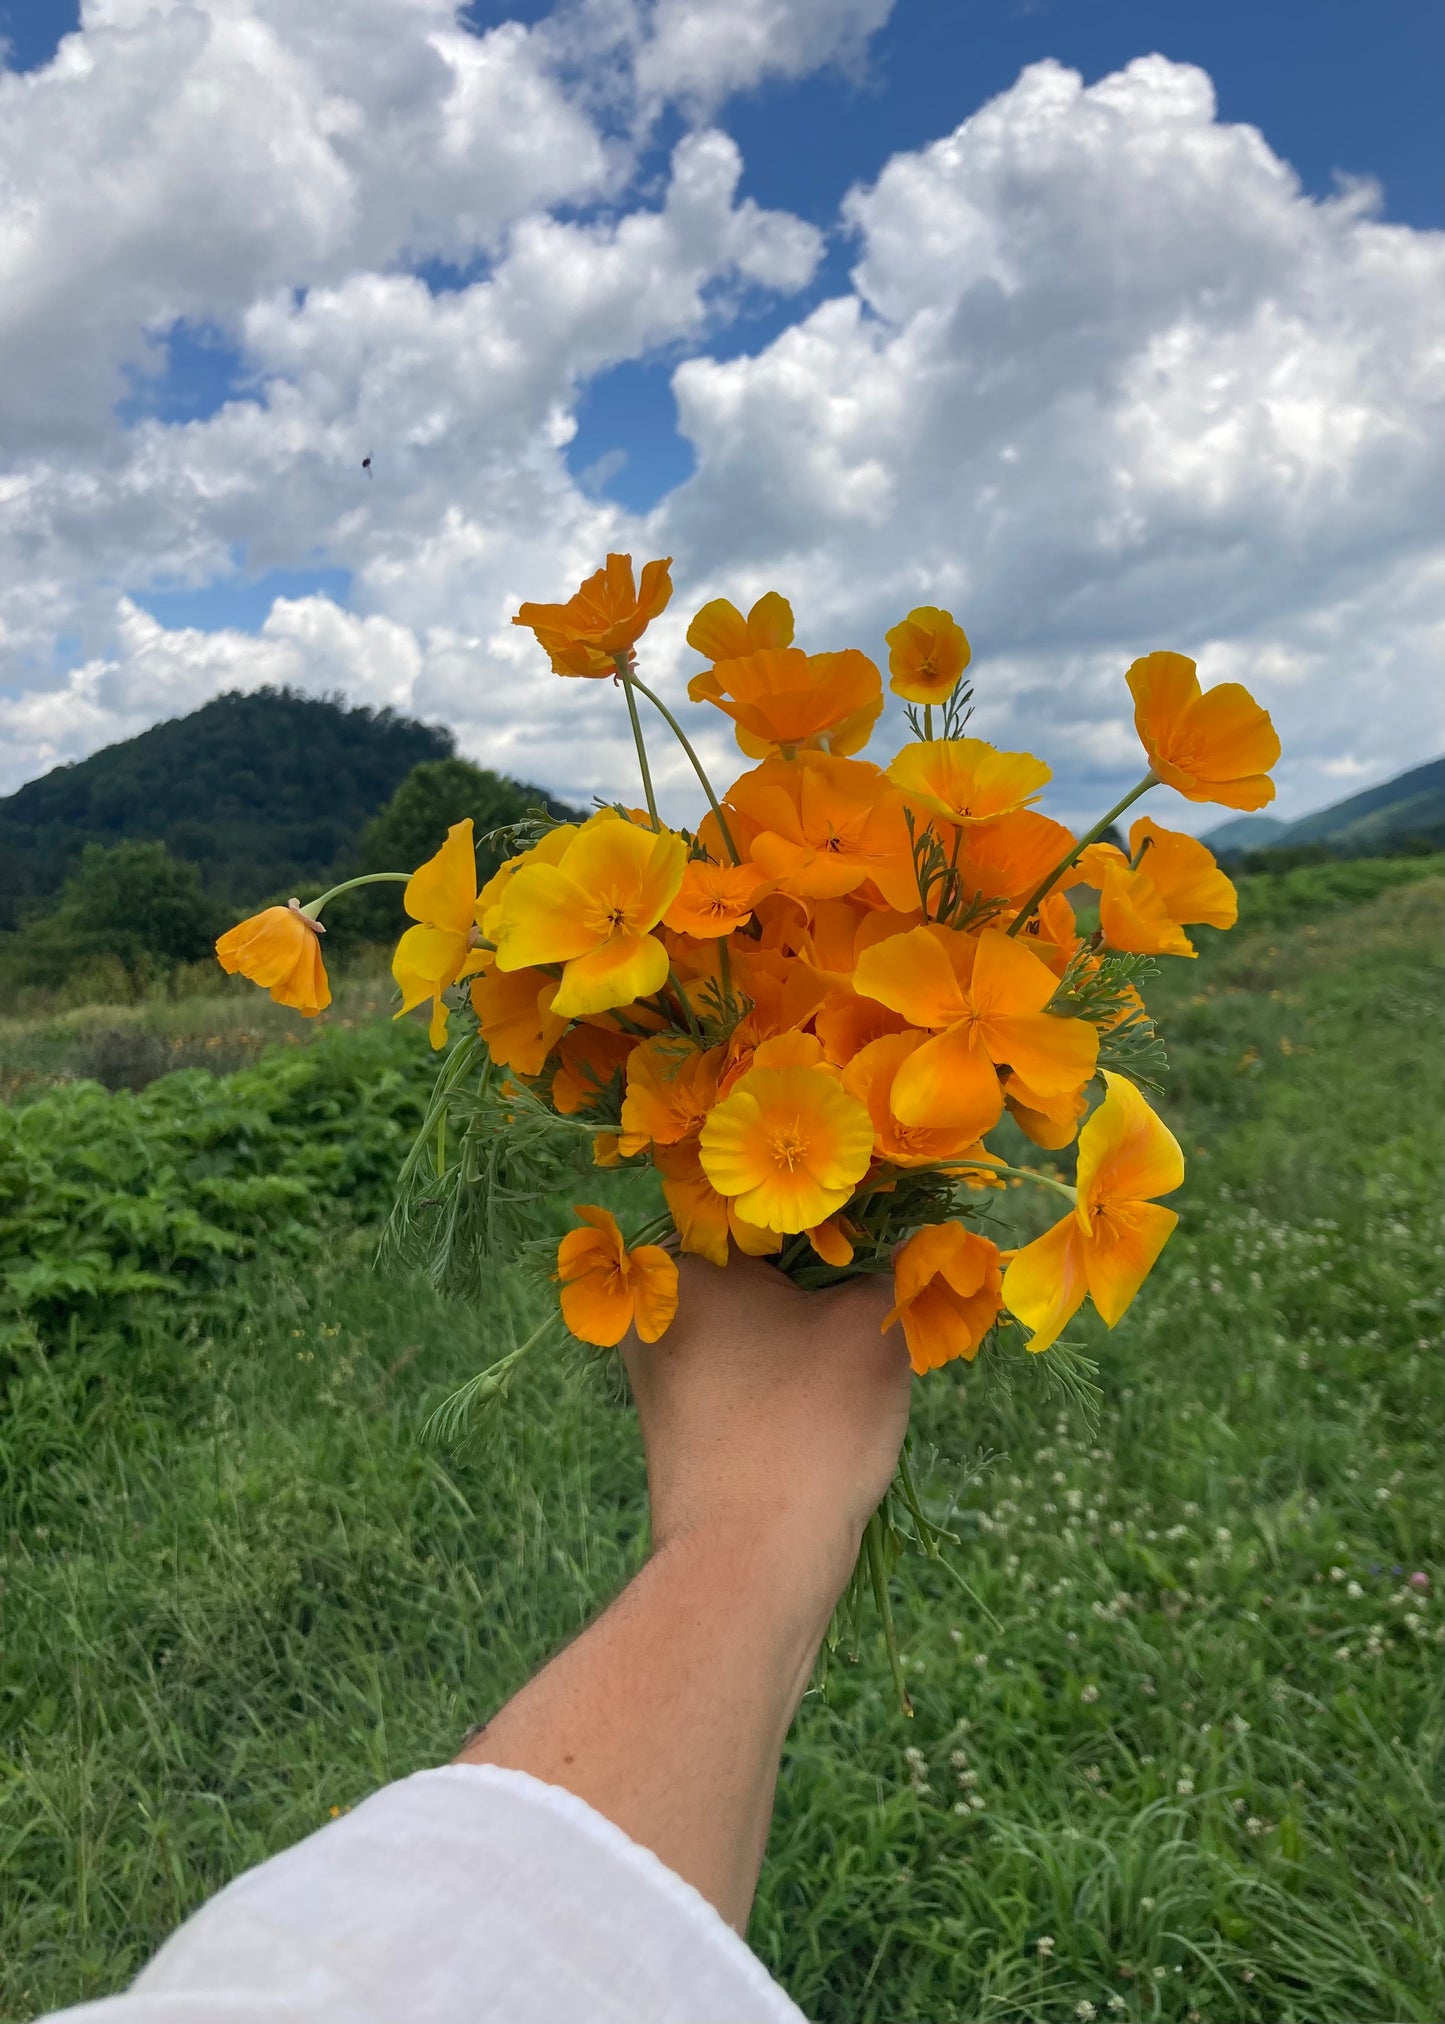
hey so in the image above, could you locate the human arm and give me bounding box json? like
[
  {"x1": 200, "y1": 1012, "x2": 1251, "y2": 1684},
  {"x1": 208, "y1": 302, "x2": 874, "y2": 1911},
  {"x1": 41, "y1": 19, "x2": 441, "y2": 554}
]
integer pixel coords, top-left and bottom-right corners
[{"x1": 456, "y1": 1253, "x2": 912, "y2": 1930}]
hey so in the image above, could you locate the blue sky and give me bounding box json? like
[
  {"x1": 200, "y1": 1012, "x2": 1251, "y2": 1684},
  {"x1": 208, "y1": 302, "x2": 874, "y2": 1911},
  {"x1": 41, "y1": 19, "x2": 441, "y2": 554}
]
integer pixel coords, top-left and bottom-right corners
[{"x1": 0, "y1": 0, "x2": 1440, "y2": 822}]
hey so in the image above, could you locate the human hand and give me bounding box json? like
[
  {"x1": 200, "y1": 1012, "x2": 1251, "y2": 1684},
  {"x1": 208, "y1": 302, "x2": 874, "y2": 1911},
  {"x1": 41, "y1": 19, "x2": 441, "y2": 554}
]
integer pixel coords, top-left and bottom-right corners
[{"x1": 621, "y1": 1253, "x2": 912, "y2": 1604}]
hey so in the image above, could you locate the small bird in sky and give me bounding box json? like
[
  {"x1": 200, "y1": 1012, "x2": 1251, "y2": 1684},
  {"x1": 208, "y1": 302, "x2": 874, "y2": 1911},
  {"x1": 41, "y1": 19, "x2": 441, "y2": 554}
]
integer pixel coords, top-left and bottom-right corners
[{"x1": 361, "y1": 456, "x2": 372, "y2": 477}]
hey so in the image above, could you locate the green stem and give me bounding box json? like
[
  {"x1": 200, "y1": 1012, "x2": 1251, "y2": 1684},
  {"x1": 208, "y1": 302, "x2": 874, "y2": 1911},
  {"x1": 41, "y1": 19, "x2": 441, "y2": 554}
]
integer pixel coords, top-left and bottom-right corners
[
  {"x1": 300, "y1": 870, "x2": 411, "y2": 919},
  {"x1": 1005, "y1": 773, "x2": 1156, "y2": 935},
  {"x1": 924, "y1": 703, "x2": 934, "y2": 742},
  {"x1": 864, "y1": 1510, "x2": 912, "y2": 1718},
  {"x1": 616, "y1": 658, "x2": 660, "y2": 829},
  {"x1": 985, "y1": 1161, "x2": 1078, "y2": 1203},
  {"x1": 627, "y1": 673, "x2": 742, "y2": 865}
]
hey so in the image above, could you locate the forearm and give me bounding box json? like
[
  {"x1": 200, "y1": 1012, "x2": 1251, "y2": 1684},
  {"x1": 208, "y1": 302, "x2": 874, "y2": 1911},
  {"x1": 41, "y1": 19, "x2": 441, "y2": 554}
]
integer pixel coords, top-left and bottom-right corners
[{"x1": 456, "y1": 1516, "x2": 853, "y2": 1930}]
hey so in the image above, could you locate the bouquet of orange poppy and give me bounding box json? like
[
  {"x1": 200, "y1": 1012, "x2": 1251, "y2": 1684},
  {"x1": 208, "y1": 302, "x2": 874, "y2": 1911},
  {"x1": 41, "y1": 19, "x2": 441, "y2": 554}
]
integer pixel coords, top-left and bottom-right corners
[{"x1": 216, "y1": 553, "x2": 1279, "y2": 1704}]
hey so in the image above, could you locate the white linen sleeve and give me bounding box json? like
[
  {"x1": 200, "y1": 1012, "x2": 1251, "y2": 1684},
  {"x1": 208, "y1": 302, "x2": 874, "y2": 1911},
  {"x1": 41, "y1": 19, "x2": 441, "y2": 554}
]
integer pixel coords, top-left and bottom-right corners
[{"x1": 41, "y1": 1763, "x2": 809, "y2": 2024}]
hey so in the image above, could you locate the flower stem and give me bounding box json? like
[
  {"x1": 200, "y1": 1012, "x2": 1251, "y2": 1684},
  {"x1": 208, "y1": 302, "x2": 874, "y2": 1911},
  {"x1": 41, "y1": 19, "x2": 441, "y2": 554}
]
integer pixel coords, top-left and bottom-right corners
[
  {"x1": 627, "y1": 672, "x2": 742, "y2": 865},
  {"x1": 300, "y1": 870, "x2": 411, "y2": 919},
  {"x1": 985, "y1": 1161, "x2": 1078, "y2": 1203},
  {"x1": 616, "y1": 657, "x2": 660, "y2": 829},
  {"x1": 865, "y1": 1509, "x2": 912, "y2": 1718},
  {"x1": 1005, "y1": 772, "x2": 1157, "y2": 936},
  {"x1": 924, "y1": 703, "x2": 934, "y2": 742}
]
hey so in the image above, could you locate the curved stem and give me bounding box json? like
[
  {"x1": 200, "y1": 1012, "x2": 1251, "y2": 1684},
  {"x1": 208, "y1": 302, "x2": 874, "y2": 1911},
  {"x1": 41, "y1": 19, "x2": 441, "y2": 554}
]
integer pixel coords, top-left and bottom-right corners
[
  {"x1": 1005, "y1": 772, "x2": 1157, "y2": 936},
  {"x1": 627, "y1": 673, "x2": 742, "y2": 865},
  {"x1": 301, "y1": 870, "x2": 411, "y2": 919},
  {"x1": 616, "y1": 658, "x2": 660, "y2": 829}
]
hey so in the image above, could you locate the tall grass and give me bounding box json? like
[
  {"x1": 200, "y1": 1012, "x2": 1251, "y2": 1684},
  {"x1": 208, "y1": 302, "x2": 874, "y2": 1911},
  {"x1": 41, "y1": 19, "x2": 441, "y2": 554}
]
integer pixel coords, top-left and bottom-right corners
[{"x1": 2, "y1": 874, "x2": 1441, "y2": 2022}]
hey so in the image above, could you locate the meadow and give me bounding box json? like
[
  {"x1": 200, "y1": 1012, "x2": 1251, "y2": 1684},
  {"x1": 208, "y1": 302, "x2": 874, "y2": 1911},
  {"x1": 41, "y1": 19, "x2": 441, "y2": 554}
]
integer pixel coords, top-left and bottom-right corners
[{"x1": 1, "y1": 859, "x2": 1441, "y2": 2023}]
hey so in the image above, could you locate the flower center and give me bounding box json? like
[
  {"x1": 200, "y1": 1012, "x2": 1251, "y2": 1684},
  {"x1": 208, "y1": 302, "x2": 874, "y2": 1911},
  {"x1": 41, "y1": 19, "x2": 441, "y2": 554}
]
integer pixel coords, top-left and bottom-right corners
[{"x1": 768, "y1": 1121, "x2": 810, "y2": 1170}]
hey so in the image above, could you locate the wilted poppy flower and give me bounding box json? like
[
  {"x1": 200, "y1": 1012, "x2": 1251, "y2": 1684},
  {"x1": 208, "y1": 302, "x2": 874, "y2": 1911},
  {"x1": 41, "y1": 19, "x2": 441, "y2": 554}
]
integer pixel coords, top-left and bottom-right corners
[
  {"x1": 699, "y1": 1047, "x2": 874, "y2": 1234},
  {"x1": 686, "y1": 591, "x2": 794, "y2": 662},
  {"x1": 843, "y1": 1031, "x2": 996, "y2": 1168},
  {"x1": 469, "y1": 961, "x2": 567, "y2": 1075},
  {"x1": 1002, "y1": 1071, "x2": 1183, "y2": 1354},
  {"x1": 493, "y1": 812, "x2": 687, "y2": 1018},
  {"x1": 889, "y1": 738, "x2": 1051, "y2": 825},
  {"x1": 393, "y1": 820, "x2": 486, "y2": 1048},
  {"x1": 619, "y1": 1037, "x2": 722, "y2": 1155},
  {"x1": 1084, "y1": 819, "x2": 1238, "y2": 958},
  {"x1": 514, "y1": 554, "x2": 673, "y2": 677},
  {"x1": 884, "y1": 1222, "x2": 1004, "y2": 1373},
  {"x1": 662, "y1": 860, "x2": 770, "y2": 938},
  {"x1": 690, "y1": 646, "x2": 883, "y2": 759},
  {"x1": 1127, "y1": 652, "x2": 1280, "y2": 809},
  {"x1": 216, "y1": 903, "x2": 330, "y2": 1016},
  {"x1": 854, "y1": 924, "x2": 1097, "y2": 1130},
  {"x1": 556, "y1": 1205, "x2": 678, "y2": 1346},
  {"x1": 884, "y1": 606, "x2": 971, "y2": 705}
]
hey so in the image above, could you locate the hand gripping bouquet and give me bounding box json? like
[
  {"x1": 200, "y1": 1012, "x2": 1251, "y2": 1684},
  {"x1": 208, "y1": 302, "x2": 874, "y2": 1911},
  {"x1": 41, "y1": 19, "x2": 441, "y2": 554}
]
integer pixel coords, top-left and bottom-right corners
[{"x1": 217, "y1": 555, "x2": 1279, "y2": 1708}]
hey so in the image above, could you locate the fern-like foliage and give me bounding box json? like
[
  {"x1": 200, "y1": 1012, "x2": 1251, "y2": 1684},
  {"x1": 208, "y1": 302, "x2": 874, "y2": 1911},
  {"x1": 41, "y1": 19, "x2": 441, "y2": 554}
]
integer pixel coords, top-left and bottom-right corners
[{"x1": 1048, "y1": 947, "x2": 1169, "y2": 1093}]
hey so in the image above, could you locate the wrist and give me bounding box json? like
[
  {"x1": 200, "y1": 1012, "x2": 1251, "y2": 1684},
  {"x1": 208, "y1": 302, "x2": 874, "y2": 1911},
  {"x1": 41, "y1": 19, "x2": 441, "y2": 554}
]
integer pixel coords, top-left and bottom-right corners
[{"x1": 651, "y1": 1505, "x2": 860, "y2": 1682}]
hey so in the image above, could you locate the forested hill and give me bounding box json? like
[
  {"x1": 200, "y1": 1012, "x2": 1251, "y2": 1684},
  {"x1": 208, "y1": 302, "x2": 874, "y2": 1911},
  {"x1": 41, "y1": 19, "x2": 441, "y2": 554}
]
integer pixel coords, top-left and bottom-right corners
[{"x1": 0, "y1": 689, "x2": 453, "y2": 928}]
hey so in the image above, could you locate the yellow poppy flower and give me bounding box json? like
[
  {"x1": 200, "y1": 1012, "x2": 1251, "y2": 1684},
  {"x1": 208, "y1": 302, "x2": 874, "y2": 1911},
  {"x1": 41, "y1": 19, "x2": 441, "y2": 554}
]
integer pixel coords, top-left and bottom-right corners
[
  {"x1": 853, "y1": 924, "x2": 1097, "y2": 1130},
  {"x1": 1127, "y1": 652, "x2": 1280, "y2": 809},
  {"x1": 492, "y1": 812, "x2": 687, "y2": 1019},
  {"x1": 888, "y1": 738, "x2": 1051, "y2": 824},
  {"x1": 884, "y1": 1223, "x2": 1004, "y2": 1373},
  {"x1": 557, "y1": 1205, "x2": 679, "y2": 1346},
  {"x1": 513, "y1": 555, "x2": 673, "y2": 677},
  {"x1": 654, "y1": 1138, "x2": 784, "y2": 1267},
  {"x1": 686, "y1": 590, "x2": 794, "y2": 662},
  {"x1": 1002, "y1": 1072, "x2": 1183, "y2": 1353},
  {"x1": 216, "y1": 903, "x2": 330, "y2": 1016},
  {"x1": 392, "y1": 820, "x2": 485, "y2": 1048},
  {"x1": 884, "y1": 606, "x2": 971, "y2": 705},
  {"x1": 698, "y1": 1055, "x2": 874, "y2": 1234}
]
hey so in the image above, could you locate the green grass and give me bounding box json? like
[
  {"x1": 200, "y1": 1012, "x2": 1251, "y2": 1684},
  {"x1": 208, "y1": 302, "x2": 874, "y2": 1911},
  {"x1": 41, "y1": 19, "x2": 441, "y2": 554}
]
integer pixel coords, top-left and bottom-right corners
[{"x1": 2, "y1": 874, "x2": 1441, "y2": 2022}]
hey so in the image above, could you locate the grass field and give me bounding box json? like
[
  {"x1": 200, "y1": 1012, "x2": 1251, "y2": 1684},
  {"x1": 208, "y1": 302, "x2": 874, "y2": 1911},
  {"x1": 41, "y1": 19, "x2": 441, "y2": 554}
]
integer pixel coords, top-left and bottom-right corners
[{"x1": 2, "y1": 864, "x2": 1441, "y2": 2022}]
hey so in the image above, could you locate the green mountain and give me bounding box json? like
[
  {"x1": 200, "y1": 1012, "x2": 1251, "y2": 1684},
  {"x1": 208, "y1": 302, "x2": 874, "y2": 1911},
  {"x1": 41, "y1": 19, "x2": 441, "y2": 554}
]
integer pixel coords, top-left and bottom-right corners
[
  {"x1": 1205, "y1": 759, "x2": 1444, "y2": 859},
  {"x1": 0, "y1": 688, "x2": 453, "y2": 930}
]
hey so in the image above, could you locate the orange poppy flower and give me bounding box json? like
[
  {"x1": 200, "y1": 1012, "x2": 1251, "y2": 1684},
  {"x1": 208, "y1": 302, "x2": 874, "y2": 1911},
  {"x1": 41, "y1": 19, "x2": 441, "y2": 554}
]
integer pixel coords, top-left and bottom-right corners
[
  {"x1": 843, "y1": 1031, "x2": 996, "y2": 1168},
  {"x1": 1127, "y1": 651, "x2": 1280, "y2": 809},
  {"x1": 556, "y1": 1205, "x2": 678, "y2": 1347},
  {"x1": 513, "y1": 554, "x2": 673, "y2": 677},
  {"x1": 806, "y1": 1215, "x2": 857, "y2": 1266},
  {"x1": 884, "y1": 606, "x2": 971, "y2": 705},
  {"x1": 723, "y1": 754, "x2": 919, "y2": 913},
  {"x1": 884, "y1": 1223, "x2": 1004, "y2": 1373},
  {"x1": 1003, "y1": 1071, "x2": 1089, "y2": 1150},
  {"x1": 889, "y1": 738, "x2": 1051, "y2": 825},
  {"x1": 853, "y1": 924, "x2": 1097, "y2": 1130},
  {"x1": 814, "y1": 987, "x2": 910, "y2": 1066},
  {"x1": 552, "y1": 1023, "x2": 635, "y2": 1115},
  {"x1": 618, "y1": 1037, "x2": 722, "y2": 1155},
  {"x1": 216, "y1": 903, "x2": 330, "y2": 1016},
  {"x1": 1085, "y1": 819, "x2": 1238, "y2": 958},
  {"x1": 662, "y1": 860, "x2": 770, "y2": 938},
  {"x1": 686, "y1": 590, "x2": 794, "y2": 661},
  {"x1": 469, "y1": 960, "x2": 567, "y2": 1075},
  {"x1": 393, "y1": 819, "x2": 486, "y2": 1048},
  {"x1": 1002, "y1": 1071, "x2": 1183, "y2": 1353},
  {"x1": 698, "y1": 1044, "x2": 874, "y2": 1234},
  {"x1": 955, "y1": 810, "x2": 1078, "y2": 909},
  {"x1": 493, "y1": 812, "x2": 687, "y2": 1018},
  {"x1": 689, "y1": 646, "x2": 883, "y2": 759},
  {"x1": 654, "y1": 1139, "x2": 783, "y2": 1267}
]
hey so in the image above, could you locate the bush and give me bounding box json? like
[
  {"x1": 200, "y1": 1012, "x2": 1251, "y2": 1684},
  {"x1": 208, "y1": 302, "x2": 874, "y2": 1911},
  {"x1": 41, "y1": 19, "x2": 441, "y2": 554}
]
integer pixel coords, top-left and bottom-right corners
[{"x1": 0, "y1": 841, "x2": 218, "y2": 999}]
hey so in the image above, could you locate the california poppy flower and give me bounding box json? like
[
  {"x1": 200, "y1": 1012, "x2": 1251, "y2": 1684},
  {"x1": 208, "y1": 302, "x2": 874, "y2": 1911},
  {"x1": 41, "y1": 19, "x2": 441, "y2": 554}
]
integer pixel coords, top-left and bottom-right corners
[
  {"x1": 888, "y1": 738, "x2": 1051, "y2": 825},
  {"x1": 551, "y1": 1023, "x2": 635, "y2": 1115},
  {"x1": 662, "y1": 860, "x2": 770, "y2": 938},
  {"x1": 393, "y1": 820, "x2": 486, "y2": 1048},
  {"x1": 1127, "y1": 652, "x2": 1280, "y2": 809},
  {"x1": 884, "y1": 606, "x2": 971, "y2": 705},
  {"x1": 884, "y1": 1222, "x2": 1004, "y2": 1372},
  {"x1": 619, "y1": 1037, "x2": 722, "y2": 1155},
  {"x1": 686, "y1": 591, "x2": 794, "y2": 662},
  {"x1": 723, "y1": 754, "x2": 918, "y2": 912},
  {"x1": 853, "y1": 924, "x2": 1097, "y2": 1130},
  {"x1": 1084, "y1": 819, "x2": 1237, "y2": 958},
  {"x1": 699, "y1": 1037, "x2": 874, "y2": 1234},
  {"x1": 493, "y1": 811, "x2": 687, "y2": 1018},
  {"x1": 1002, "y1": 1071, "x2": 1183, "y2": 1353},
  {"x1": 955, "y1": 810, "x2": 1078, "y2": 909},
  {"x1": 514, "y1": 554, "x2": 673, "y2": 677},
  {"x1": 654, "y1": 1139, "x2": 783, "y2": 1266},
  {"x1": 469, "y1": 961, "x2": 567, "y2": 1075},
  {"x1": 843, "y1": 1031, "x2": 996, "y2": 1167},
  {"x1": 216, "y1": 903, "x2": 330, "y2": 1016},
  {"x1": 689, "y1": 646, "x2": 883, "y2": 759},
  {"x1": 556, "y1": 1205, "x2": 678, "y2": 1346}
]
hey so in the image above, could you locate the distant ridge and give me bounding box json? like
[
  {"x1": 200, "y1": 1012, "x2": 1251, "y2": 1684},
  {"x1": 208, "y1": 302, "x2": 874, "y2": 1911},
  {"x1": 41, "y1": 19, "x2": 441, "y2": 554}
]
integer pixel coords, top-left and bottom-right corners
[
  {"x1": 1205, "y1": 758, "x2": 1444, "y2": 858},
  {"x1": 0, "y1": 688, "x2": 453, "y2": 930}
]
